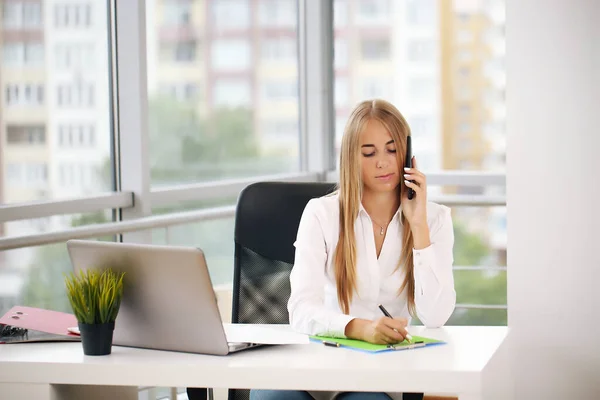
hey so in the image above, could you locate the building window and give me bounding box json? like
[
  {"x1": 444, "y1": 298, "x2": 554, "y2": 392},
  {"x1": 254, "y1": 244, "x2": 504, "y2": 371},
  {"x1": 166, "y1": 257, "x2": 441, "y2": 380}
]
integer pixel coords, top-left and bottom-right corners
[
  {"x1": 164, "y1": 0, "x2": 192, "y2": 25},
  {"x1": 6, "y1": 163, "x2": 48, "y2": 187},
  {"x1": 175, "y1": 41, "x2": 197, "y2": 62},
  {"x1": 56, "y1": 83, "x2": 95, "y2": 108},
  {"x1": 55, "y1": 3, "x2": 92, "y2": 28},
  {"x1": 5, "y1": 84, "x2": 44, "y2": 106},
  {"x1": 409, "y1": 78, "x2": 435, "y2": 102},
  {"x1": 361, "y1": 77, "x2": 392, "y2": 99},
  {"x1": 56, "y1": 44, "x2": 95, "y2": 69},
  {"x1": 2, "y1": 42, "x2": 44, "y2": 67},
  {"x1": 408, "y1": 116, "x2": 434, "y2": 138},
  {"x1": 6, "y1": 125, "x2": 46, "y2": 145},
  {"x1": 212, "y1": 39, "x2": 251, "y2": 70},
  {"x1": 213, "y1": 0, "x2": 250, "y2": 30},
  {"x1": 2, "y1": 2, "x2": 42, "y2": 29},
  {"x1": 262, "y1": 81, "x2": 297, "y2": 101},
  {"x1": 361, "y1": 38, "x2": 391, "y2": 61},
  {"x1": 159, "y1": 83, "x2": 200, "y2": 102},
  {"x1": 57, "y1": 125, "x2": 96, "y2": 147},
  {"x1": 259, "y1": 0, "x2": 296, "y2": 27},
  {"x1": 407, "y1": 40, "x2": 435, "y2": 63},
  {"x1": 356, "y1": 0, "x2": 390, "y2": 24},
  {"x1": 261, "y1": 37, "x2": 296, "y2": 62},
  {"x1": 407, "y1": 0, "x2": 435, "y2": 26}
]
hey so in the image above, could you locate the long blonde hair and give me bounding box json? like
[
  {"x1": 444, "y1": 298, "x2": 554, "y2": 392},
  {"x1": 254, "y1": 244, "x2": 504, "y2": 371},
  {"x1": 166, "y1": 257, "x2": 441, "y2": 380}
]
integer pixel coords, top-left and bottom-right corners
[{"x1": 335, "y1": 99, "x2": 416, "y2": 317}]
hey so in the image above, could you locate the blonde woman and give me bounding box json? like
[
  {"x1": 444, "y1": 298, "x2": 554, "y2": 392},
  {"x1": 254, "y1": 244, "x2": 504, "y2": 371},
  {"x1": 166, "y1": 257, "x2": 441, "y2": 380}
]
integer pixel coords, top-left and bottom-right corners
[{"x1": 250, "y1": 99, "x2": 456, "y2": 400}]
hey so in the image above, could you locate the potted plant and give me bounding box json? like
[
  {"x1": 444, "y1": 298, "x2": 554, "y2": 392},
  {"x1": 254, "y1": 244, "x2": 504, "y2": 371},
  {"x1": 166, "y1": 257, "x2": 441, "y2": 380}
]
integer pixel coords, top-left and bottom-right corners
[{"x1": 64, "y1": 268, "x2": 125, "y2": 356}]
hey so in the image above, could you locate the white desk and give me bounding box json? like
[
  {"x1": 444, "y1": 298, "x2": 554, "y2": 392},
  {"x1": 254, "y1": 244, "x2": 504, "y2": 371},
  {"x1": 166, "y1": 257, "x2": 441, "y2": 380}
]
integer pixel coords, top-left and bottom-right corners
[{"x1": 0, "y1": 325, "x2": 510, "y2": 400}]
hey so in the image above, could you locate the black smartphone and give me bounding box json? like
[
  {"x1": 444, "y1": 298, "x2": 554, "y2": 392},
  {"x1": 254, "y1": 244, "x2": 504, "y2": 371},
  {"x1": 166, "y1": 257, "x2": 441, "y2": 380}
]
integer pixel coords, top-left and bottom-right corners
[{"x1": 405, "y1": 136, "x2": 415, "y2": 200}]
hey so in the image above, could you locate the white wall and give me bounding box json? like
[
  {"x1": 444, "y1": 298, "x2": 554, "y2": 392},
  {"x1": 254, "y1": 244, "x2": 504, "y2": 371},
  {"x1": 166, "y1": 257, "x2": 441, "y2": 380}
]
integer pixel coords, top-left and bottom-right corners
[{"x1": 507, "y1": 0, "x2": 600, "y2": 399}]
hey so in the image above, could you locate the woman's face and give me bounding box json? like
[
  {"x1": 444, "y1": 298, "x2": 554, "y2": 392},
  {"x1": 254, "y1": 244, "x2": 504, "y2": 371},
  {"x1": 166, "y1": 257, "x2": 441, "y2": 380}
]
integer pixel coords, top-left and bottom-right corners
[{"x1": 359, "y1": 119, "x2": 401, "y2": 194}]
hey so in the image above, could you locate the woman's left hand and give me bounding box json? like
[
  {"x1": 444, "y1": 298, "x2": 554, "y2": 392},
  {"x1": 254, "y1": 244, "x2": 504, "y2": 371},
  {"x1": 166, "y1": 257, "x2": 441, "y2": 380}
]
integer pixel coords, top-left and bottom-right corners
[{"x1": 401, "y1": 156, "x2": 428, "y2": 228}]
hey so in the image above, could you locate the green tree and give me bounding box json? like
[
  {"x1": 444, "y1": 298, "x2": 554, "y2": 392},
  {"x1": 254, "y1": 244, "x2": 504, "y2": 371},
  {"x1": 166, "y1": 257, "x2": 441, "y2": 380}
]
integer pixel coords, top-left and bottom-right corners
[
  {"x1": 148, "y1": 97, "x2": 264, "y2": 183},
  {"x1": 450, "y1": 222, "x2": 507, "y2": 326}
]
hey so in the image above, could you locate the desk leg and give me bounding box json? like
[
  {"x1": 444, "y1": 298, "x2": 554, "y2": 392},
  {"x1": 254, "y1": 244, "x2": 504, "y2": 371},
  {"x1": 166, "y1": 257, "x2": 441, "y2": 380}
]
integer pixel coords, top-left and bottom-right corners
[{"x1": 51, "y1": 384, "x2": 138, "y2": 400}]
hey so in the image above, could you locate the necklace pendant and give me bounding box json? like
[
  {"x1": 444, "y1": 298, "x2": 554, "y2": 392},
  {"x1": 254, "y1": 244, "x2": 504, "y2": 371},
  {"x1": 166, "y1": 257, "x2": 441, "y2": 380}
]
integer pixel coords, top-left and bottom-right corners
[{"x1": 380, "y1": 227, "x2": 384, "y2": 235}]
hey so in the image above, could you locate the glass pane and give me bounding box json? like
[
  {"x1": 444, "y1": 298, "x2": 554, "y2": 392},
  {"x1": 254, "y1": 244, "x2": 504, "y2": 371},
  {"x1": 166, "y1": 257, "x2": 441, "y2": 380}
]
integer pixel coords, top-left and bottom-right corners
[
  {"x1": 0, "y1": 237, "x2": 114, "y2": 316},
  {"x1": 152, "y1": 217, "x2": 235, "y2": 286},
  {"x1": 333, "y1": 0, "x2": 506, "y2": 172},
  {"x1": 451, "y1": 206, "x2": 506, "y2": 267},
  {"x1": 447, "y1": 307, "x2": 507, "y2": 326},
  {"x1": 147, "y1": 0, "x2": 300, "y2": 187},
  {"x1": 454, "y1": 269, "x2": 507, "y2": 305},
  {"x1": 0, "y1": 2, "x2": 113, "y2": 205}
]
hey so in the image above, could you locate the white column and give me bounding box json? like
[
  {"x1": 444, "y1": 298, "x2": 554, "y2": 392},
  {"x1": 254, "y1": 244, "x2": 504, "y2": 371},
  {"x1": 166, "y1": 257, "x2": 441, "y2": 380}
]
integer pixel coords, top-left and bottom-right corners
[{"x1": 506, "y1": 0, "x2": 600, "y2": 399}]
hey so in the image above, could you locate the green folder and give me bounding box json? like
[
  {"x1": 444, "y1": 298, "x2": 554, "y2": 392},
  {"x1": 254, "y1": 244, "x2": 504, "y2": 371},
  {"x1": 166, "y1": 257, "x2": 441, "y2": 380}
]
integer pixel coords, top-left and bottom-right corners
[{"x1": 310, "y1": 334, "x2": 444, "y2": 353}]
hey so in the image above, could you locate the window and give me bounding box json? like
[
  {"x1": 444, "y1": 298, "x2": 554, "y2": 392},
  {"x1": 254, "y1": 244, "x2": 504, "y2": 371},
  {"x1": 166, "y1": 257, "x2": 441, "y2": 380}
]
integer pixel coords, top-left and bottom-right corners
[
  {"x1": 334, "y1": 0, "x2": 348, "y2": 26},
  {"x1": 5, "y1": 84, "x2": 44, "y2": 107},
  {"x1": 6, "y1": 126, "x2": 46, "y2": 145},
  {"x1": 334, "y1": 77, "x2": 348, "y2": 107},
  {"x1": 262, "y1": 81, "x2": 297, "y2": 101},
  {"x1": 213, "y1": 0, "x2": 250, "y2": 30},
  {"x1": 159, "y1": 83, "x2": 200, "y2": 103},
  {"x1": 56, "y1": 83, "x2": 95, "y2": 107},
  {"x1": 212, "y1": 39, "x2": 251, "y2": 70},
  {"x1": 262, "y1": 119, "x2": 298, "y2": 144},
  {"x1": 56, "y1": 44, "x2": 96, "y2": 69},
  {"x1": 147, "y1": 0, "x2": 300, "y2": 187},
  {"x1": 57, "y1": 125, "x2": 96, "y2": 148},
  {"x1": 408, "y1": 116, "x2": 434, "y2": 138},
  {"x1": 175, "y1": 41, "x2": 197, "y2": 62},
  {"x1": 334, "y1": 39, "x2": 348, "y2": 69},
  {"x1": 361, "y1": 77, "x2": 392, "y2": 99},
  {"x1": 407, "y1": 0, "x2": 435, "y2": 26},
  {"x1": 6, "y1": 163, "x2": 48, "y2": 188},
  {"x1": 356, "y1": 0, "x2": 390, "y2": 24},
  {"x1": 164, "y1": 0, "x2": 192, "y2": 25},
  {"x1": 2, "y1": 43, "x2": 44, "y2": 67},
  {"x1": 409, "y1": 78, "x2": 436, "y2": 102},
  {"x1": 213, "y1": 80, "x2": 251, "y2": 107},
  {"x1": 408, "y1": 40, "x2": 435, "y2": 63},
  {"x1": 55, "y1": 3, "x2": 93, "y2": 28},
  {"x1": 361, "y1": 38, "x2": 390, "y2": 60},
  {"x1": 259, "y1": 0, "x2": 296, "y2": 27},
  {"x1": 261, "y1": 37, "x2": 296, "y2": 62},
  {"x1": 2, "y1": 2, "x2": 42, "y2": 29}
]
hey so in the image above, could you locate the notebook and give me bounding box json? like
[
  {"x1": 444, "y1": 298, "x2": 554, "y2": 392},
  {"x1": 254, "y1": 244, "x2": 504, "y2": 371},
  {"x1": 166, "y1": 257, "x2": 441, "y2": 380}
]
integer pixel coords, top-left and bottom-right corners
[
  {"x1": 310, "y1": 334, "x2": 444, "y2": 353},
  {"x1": 0, "y1": 306, "x2": 80, "y2": 344}
]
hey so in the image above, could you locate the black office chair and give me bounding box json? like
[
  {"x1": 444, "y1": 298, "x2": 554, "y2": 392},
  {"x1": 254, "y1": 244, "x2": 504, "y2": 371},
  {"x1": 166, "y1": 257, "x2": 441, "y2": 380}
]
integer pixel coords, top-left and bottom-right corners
[
  {"x1": 228, "y1": 181, "x2": 336, "y2": 400},
  {"x1": 188, "y1": 181, "x2": 424, "y2": 400}
]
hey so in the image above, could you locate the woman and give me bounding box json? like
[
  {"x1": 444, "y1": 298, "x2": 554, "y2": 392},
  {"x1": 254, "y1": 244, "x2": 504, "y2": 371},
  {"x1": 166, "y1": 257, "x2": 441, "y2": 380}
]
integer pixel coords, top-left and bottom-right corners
[{"x1": 250, "y1": 99, "x2": 456, "y2": 400}]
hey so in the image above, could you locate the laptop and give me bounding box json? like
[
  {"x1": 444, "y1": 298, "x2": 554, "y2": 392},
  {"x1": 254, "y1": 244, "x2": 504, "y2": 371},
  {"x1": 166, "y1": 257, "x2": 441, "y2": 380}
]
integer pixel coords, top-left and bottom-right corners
[{"x1": 66, "y1": 239, "x2": 270, "y2": 355}]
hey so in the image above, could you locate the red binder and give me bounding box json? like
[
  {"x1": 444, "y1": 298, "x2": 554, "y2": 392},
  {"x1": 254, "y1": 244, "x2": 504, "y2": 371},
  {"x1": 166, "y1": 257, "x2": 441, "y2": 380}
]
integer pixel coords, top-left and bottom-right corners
[{"x1": 0, "y1": 306, "x2": 80, "y2": 343}]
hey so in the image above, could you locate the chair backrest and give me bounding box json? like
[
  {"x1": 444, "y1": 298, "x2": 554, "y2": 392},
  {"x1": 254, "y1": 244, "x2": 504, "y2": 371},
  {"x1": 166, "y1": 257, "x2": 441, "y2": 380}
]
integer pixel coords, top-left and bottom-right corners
[{"x1": 229, "y1": 181, "x2": 336, "y2": 400}]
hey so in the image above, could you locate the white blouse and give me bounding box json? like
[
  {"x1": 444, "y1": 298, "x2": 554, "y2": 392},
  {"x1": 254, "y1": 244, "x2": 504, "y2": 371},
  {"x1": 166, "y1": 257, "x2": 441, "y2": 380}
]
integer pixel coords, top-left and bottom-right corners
[{"x1": 287, "y1": 192, "x2": 456, "y2": 338}]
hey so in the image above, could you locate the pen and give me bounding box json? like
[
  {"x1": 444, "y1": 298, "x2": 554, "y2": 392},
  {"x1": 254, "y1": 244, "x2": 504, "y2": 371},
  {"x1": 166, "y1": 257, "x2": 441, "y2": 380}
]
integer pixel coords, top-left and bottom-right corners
[
  {"x1": 378, "y1": 304, "x2": 413, "y2": 342},
  {"x1": 322, "y1": 340, "x2": 340, "y2": 347}
]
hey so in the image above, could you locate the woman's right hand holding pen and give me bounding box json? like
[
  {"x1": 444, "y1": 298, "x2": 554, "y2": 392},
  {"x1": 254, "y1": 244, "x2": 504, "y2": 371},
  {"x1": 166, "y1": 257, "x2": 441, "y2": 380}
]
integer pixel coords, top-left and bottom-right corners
[{"x1": 345, "y1": 317, "x2": 410, "y2": 345}]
